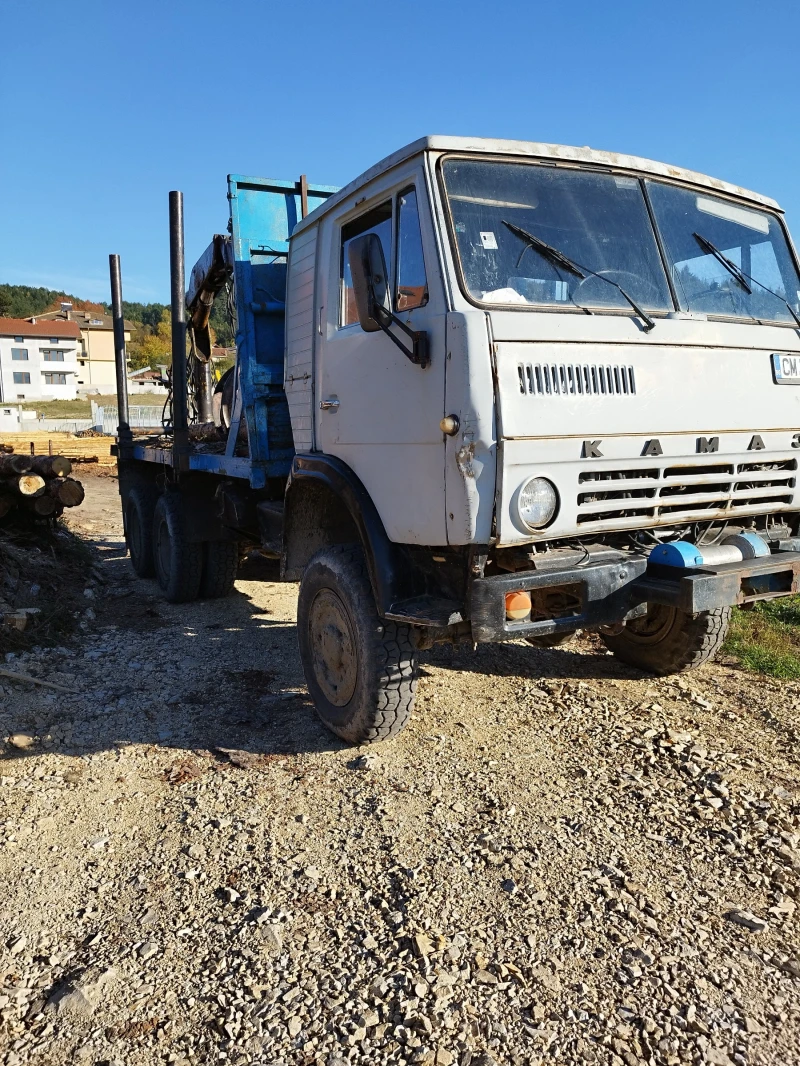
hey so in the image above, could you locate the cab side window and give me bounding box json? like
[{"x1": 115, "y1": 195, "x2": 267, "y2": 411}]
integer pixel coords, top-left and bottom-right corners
[
  {"x1": 340, "y1": 201, "x2": 392, "y2": 327},
  {"x1": 395, "y1": 187, "x2": 428, "y2": 311}
]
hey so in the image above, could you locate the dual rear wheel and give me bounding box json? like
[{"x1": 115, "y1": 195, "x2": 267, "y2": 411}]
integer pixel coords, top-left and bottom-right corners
[{"x1": 125, "y1": 487, "x2": 238, "y2": 604}]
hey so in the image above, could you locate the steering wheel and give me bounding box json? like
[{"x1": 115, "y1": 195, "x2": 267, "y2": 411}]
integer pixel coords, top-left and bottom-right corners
[{"x1": 573, "y1": 269, "x2": 663, "y2": 305}]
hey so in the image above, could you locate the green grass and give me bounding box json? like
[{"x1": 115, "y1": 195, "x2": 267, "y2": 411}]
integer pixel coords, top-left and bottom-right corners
[
  {"x1": 724, "y1": 596, "x2": 800, "y2": 679},
  {"x1": 20, "y1": 395, "x2": 120, "y2": 418}
]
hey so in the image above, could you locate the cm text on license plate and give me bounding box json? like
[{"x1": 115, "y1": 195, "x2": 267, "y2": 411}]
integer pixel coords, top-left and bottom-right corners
[{"x1": 772, "y1": 353, "x2": 800, "y2": 384}]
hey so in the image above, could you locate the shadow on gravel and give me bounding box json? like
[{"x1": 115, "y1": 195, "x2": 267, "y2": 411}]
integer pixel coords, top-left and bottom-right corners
[
  {"x1": 2, "y1": 538, "x2": 347, "y2": 764},
  {"x1": 421, "y1": 637, "x2": 644, "y2": 682},
  {"x1": 3, "y1": 517, "x2": 648, "y2": 766}
]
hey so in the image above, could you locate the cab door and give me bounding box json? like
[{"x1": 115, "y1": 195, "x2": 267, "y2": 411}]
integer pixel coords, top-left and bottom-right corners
[{"x1": 315, "y1": 171, "x2": 448, "y2": 545}]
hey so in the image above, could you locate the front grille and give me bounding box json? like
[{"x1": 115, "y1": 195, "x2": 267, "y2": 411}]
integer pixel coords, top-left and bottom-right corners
[
  {"x1": 576, "y1": 458, "x2": 797, "y2": 526},
  {"x1": 518, "y1": 362, "x2": 636, "y2": 397}
]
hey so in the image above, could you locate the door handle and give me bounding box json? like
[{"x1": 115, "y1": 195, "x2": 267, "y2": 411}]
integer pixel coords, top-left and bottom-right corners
[{"x1": 319, "y1": 398, "x2": 340, "y2": 411}]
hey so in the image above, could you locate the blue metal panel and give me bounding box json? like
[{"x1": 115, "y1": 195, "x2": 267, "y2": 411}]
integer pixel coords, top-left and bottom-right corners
[{"x1": 227, "y1": 175, "x2": 339, "y2": 485}]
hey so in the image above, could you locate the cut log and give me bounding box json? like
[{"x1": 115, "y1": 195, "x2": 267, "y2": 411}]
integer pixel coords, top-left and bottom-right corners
[
  {"x1": 0, "y1": 454, "x2": 33, "y2": 476},
  {"x1": 14, "y1": 474, "x2": 46, "y2": 498},
  {"x1": 49, "y1": 477, "x2": 85, "y2": 507},
  {"x1": 30, "y1": 455, "x2": 72, "y2": 478},
  {"x1": 23, "y1": 495, "x2": 57, "y2": 517}
]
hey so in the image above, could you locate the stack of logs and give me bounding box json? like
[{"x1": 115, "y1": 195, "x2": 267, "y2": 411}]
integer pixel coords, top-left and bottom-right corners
[{"x1": 0, "y1": 452, "x2": 85, "y2": 520}]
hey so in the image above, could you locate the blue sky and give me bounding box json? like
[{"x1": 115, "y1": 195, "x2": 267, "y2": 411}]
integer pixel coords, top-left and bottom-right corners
[{"x1": 2, "y1": 0, "x2": 798, "y2": 305}]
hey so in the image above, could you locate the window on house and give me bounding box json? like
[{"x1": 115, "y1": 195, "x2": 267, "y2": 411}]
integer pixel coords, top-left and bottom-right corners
[
  {"x1": 340, "y1": 201, "x2": 393, "y2": 327},
  {"x1": 43, "y1": 372, "x2": 67, "y2": 385},
  {"x1": 49, "y1": 337, "x2": 60, "y2": 344},
  {"x1": 14, "y1": 336, "x2": 23, "y2": 342},
  {"x1": 11, "y1": 348, "x2": 28, "y2": 361},
  {"x1": 13, "y1": 372, "x2": 31, "y2": 384},
  {"x1": 395, "y1": 187, "x2": 428, "y2": 311},
  {"x1": 42, "y1": 349, "x2": 66, "y2": 362}
]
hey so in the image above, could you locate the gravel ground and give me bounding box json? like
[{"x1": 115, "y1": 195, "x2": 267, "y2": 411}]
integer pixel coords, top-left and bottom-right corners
[{"x1": 1, "y1": 474, "x2": 799, "y2": 1066}]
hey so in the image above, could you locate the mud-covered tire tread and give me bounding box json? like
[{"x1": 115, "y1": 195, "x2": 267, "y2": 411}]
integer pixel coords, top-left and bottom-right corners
[
  {"x1": 200, "y1": 541, "x2": 239, "y2": 599},
  {"x1": 126, "y1": 484, "x2": 160, "y2": 578},
  {"x1": 152, "y1": 492, "x2": 203, "y2": 604},
  {"x1": 297, "y1": 544, "x2": 417, "y2": 744},
  {"x1": 601, "y1": 606, "x2": 731, "y2": 675}
]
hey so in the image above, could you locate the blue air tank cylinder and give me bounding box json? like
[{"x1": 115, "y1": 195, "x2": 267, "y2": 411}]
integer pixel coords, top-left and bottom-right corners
[{"x1": 648, "y1": 532, "x2": 771, "y2": 569}]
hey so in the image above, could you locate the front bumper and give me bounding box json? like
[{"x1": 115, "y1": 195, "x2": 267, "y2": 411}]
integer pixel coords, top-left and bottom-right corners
[{"x1": 470, "y1": 546, "x2": 800, "y2": 643}]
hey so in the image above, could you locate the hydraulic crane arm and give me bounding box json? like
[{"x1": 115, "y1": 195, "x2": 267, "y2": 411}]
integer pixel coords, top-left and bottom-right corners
[{"x1": 186, "y1": 233, "x2": 234, "y2": 362}]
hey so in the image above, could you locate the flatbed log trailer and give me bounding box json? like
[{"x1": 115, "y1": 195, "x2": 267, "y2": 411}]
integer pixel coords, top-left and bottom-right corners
[{"x1": 113, "y1": 137, "x2": 800, "y2": 744}]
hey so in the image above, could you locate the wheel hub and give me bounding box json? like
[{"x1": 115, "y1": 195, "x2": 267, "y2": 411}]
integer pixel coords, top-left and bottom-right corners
[
  {"x1": 624, "y1": 604, "x2": 676, "y2": 645},
  {"x1": 309, "y1": 589, "x2": 358, "y2": 706}
]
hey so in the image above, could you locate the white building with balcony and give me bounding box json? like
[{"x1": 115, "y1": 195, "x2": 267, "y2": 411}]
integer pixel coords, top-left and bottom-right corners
[{"x1": 0, "y1": 318, "x2": 81, "y2": 401}]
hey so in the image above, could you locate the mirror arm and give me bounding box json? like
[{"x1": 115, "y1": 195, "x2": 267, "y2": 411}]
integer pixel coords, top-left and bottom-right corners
[{"x1": 372, "y1": 303, "x2": 429, "y2": 368}]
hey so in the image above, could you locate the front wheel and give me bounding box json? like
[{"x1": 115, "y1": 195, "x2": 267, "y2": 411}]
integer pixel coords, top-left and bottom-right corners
[
  {"x1": 297, "y1": 545, "x2": 418, "y2": 744},
  {"x1": 600, "y1": 604, "x2": 730, "y2": 675}
]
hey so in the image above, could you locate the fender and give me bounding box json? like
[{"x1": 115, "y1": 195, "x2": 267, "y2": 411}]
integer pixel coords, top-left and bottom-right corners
[{"x1": 282, "y1": 453, "x2": 408, "y2": 615}]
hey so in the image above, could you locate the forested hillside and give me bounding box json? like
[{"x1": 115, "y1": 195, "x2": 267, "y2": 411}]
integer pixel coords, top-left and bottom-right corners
[
  {"x1": 0, "y1": 284, "x2": 104, "y2": 319},
  {"x1": 0, "y1": 283, "x2": 235, "y2": 368}
]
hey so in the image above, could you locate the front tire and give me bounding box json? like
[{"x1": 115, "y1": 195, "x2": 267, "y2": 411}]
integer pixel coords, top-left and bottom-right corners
[
  {"x1": 152, "y1": 492, "x2": 203, "y2": 603},
  {"x1": 600, "y1": 604, "x2": 730, "y2": 675},
  {"x1": 297, "y1": 545, "x2": 418, "y2": 744}
]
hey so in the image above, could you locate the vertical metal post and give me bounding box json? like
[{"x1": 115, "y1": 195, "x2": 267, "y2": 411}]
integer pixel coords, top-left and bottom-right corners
[
  {"x1": 299, "y1": 174, "x2": 309, "y2": 220},
  {"x1": 169, "y1": 191, "x2": 189, "y2": 457},
  {"x1": 201, "y1": 360, "x2": 214, "y2": 422},
  {"x1": 109, "y1": 254, "x2": 133, "y2": 453}
]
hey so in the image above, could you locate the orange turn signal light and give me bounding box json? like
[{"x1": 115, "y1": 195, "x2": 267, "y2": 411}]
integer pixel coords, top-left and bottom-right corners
[{"x1": 505, "y1": 589, "x2": 532, "y2": 620}]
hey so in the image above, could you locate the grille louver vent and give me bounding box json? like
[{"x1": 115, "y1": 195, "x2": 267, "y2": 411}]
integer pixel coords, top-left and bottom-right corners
[
  {"x1": 576, "y1": 459, "x2": 797, "y2": 527},
  {"x1": 518, "y1": 363, "x2": 636, "y2": 397}
]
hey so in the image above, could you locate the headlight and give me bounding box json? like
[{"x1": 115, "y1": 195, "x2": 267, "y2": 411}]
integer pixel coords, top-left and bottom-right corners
[{"x1": 516, "y1": 477, "x2": 558, "y2": 530}]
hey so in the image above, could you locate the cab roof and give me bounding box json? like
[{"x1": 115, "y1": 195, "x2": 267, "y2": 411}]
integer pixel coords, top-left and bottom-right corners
[{"x1": 294, "y1": 135, "x2": 780, "y2": 234}]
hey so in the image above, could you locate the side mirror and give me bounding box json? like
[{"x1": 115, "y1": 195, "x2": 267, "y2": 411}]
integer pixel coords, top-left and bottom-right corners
[{"x1": 348, "y1": 232, "x2": 390, "y2": 333}]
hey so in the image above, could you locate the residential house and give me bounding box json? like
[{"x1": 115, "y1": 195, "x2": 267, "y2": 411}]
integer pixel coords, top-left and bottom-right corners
[
  {"x1": 127, "y1": 366, "x2": 168, "y2": 395},
  {"x1": 30, "y1": 303, "x2": 132, "y2": 393},
  {"x1": 0, "y1": 318, "x2": 81, "y2": 401}
]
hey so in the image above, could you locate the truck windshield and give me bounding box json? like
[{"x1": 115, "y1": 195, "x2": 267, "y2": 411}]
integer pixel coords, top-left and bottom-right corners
[
  {"x1": 645, "y1": 181, "x2": 800, "y2": 324},
  {"x1": 442, "y1": 159, "x2": 672, "y2": 313}
]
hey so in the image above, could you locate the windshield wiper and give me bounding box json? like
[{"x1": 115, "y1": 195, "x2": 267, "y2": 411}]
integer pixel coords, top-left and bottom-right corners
[
  {"x1": 693, "y1": 231, "x2": 800, "y2": 328},
  {"x1": 502, "y1": 220, "x2": 656, "y2": 332},
  {"x1": 693, "y1": 232, "x2": 752, "y2": 293}
]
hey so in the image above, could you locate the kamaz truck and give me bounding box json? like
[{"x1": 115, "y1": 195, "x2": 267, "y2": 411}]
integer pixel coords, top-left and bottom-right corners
[{"x1": 111, "y1": 136, "x2": 800, "y2": 744}]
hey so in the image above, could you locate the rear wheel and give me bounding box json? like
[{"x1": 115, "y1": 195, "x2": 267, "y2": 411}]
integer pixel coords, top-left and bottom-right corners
[
  {"x1": 200, "y1": 540, "x2": 239, "y2": 599},
  {"x1": 600, "y1": 604, "x2": 730, "y2": 674},
  {"x1": 126, "y1": 484, "x2": 160, "y2": 578},
  {"x1": 297, "y1": 545, "x2": 418, "y2": 744},
  {"x1": 152, "y1": 492, "x2": 203, "y2": 603}
]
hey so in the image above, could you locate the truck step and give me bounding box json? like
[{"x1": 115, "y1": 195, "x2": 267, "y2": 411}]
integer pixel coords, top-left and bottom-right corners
[{"x1": 385, "y1": 596, "x2": 464, "y2": 627}]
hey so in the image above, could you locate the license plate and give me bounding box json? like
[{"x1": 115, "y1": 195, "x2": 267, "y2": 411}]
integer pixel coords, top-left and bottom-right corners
[{"x1": 772, "y1": 352, "x2": 800, "y2": 384}]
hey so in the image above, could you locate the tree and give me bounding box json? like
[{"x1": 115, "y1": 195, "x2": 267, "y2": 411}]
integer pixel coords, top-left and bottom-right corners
[
  {"x1": 136, "y1": 308, "x2": 173, "y2": 369},
  {"x1": 0, "y1": 288, "x2": 11, "y2": 317}
]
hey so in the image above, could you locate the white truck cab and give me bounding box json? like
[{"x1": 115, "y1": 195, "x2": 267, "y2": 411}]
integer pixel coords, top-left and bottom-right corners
[{"x1": 117, "y1": 137, "x2": 800, "y2": 744}]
